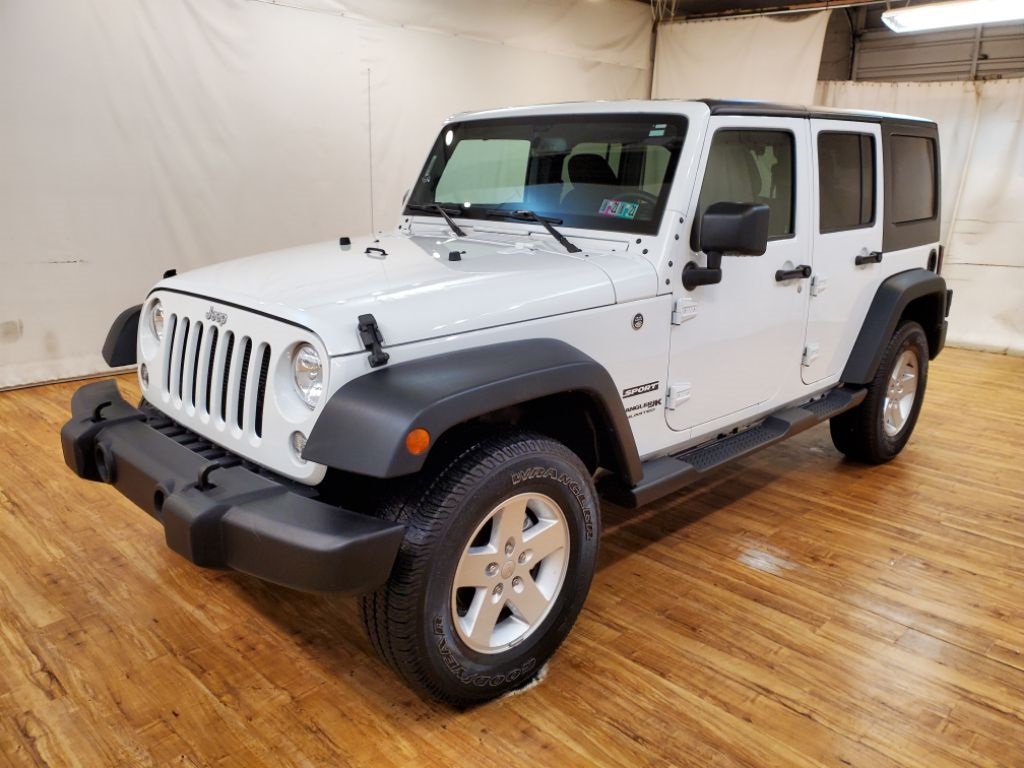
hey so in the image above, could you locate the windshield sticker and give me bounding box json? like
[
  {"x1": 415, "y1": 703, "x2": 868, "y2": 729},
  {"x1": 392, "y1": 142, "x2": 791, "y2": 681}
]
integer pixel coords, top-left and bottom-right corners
[
  {"x1": 649, "y1": 123, "x2": 667, "y2": 137},
  {"x1": 599, "y1": 199, "x2": 640, "y2": 220}
]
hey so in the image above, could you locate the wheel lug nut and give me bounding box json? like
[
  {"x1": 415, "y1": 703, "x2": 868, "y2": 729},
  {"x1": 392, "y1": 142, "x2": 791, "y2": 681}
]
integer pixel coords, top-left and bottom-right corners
[
  {"x1": 512, "y1": 576, "x2": 524, "y2": 593},
  {"x1": 493, "y1": 583, "x2": 503, "y2": 599},
  {"x1": 518, "y1": 550, "x2": 532, "y2": 565},
  {"x1": 505, "y1": 538, "x2": 516, "y2": 556},
  {"x1": 486, "y1": 562, "x2": 499, "y2": 577}
]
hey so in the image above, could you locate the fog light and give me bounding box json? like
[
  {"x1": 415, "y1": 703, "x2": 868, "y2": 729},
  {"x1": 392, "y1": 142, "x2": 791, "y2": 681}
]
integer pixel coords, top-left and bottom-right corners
[
  {"x1": 140, "y1": 363, "x2": 149, "y2": 389},
  {"x1": 291, "y1": 431, "x2": 308, "y2": 461}
]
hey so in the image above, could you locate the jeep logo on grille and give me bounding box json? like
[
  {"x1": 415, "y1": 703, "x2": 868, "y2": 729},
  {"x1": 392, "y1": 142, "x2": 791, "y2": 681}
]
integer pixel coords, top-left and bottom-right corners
[{"x1": 205, "y1": 306, "x2": 228, "y2": 326}]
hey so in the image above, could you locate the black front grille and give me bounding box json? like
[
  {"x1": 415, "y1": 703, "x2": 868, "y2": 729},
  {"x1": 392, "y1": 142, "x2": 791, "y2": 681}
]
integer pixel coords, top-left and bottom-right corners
[{"x1": 159, "y1": 312, "x2": 273, "y2": 440}]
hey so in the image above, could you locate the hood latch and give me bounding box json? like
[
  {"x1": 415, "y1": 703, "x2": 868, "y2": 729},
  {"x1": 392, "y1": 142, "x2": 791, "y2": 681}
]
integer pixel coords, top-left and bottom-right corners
[{"x1": 357, "y1": 314, "x2": 390, "y2": 368}]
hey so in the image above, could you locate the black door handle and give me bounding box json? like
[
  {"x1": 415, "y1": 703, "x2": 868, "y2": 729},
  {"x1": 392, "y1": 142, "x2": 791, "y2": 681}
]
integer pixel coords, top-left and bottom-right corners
[
  {"x1": 855, "y1": 250, "x2": 883, "y2": 266},
  {"x1": 775, "y1": 265, "x2": 812, "y2": 282}
]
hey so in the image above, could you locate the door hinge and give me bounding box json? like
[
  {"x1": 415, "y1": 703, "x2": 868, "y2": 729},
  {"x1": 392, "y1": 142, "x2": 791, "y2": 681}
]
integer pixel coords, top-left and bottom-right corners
[
  {"x1": 802, "y1": 343, "x2": 820, "y2": 368},
  {"x1": 671, "y1": 297, "x2": 698, "y2": 325},
  {"x1": 810, "y1": 275, "x2": 827, "y2": 297},
  {"x1": 666, "y1": 383, "x2": 692, "y2": 410}
]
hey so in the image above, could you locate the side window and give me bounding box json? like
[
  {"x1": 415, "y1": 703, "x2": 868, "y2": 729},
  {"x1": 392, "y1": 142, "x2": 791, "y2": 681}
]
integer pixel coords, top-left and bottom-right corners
[
  {"x1": 435, "y1": 139, "x2": 530, "y2": 204},
  {"x1": 891, "y1": 135, "x2": 937, "y2": 223},
  {"x1": 698, "y1": 130, "x2": 794, "y2": 239},
  {"x1": 818, "y1": 132, "x2": 875, "y2": 232}
]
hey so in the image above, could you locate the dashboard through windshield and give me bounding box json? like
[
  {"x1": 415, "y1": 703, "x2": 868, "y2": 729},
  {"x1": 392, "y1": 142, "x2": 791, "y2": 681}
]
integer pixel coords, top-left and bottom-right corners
[{"x1": 405, "y1": 114, "x2": 688, "y2": 236}]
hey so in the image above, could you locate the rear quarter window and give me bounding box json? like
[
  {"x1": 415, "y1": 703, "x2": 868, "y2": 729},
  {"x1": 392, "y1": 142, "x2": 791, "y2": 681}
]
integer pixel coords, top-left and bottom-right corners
[
  {"x1": 881, "y1": 123, "x2": 940, "y2": 252},
  {"x1": 891, "y1": 135, "x2": 937, "y2": 223}
]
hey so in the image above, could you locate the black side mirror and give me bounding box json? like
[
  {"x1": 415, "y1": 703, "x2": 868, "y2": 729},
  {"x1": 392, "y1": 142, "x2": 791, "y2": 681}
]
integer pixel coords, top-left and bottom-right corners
[
  {"x1": 699, "y1": 201, "x2": 771, "y2": 256},
  {"x1": 683, "y1": 202, "x2": 771, "y2": 290}
]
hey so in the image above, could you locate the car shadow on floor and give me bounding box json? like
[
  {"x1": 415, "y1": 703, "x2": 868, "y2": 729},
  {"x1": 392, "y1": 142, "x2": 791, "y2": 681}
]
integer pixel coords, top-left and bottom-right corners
[{"x1": 221, "y1": 432, "x2": 868, "y2": 707}]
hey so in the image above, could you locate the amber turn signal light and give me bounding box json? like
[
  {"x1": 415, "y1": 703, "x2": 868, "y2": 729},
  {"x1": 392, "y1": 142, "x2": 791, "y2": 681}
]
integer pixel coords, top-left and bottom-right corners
[{"x1": 405, "y1": 428, "x2": 431, "y2": 456}]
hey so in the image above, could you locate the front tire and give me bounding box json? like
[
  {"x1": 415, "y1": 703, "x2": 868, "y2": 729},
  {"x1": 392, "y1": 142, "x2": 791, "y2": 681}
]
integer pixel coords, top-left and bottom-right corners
[
  {"x1": 359, "y1": 431, "x2": 600, "y2": 706},
  {"x1": 830, "y1": 320, "x2": 929, "y2": 463}
]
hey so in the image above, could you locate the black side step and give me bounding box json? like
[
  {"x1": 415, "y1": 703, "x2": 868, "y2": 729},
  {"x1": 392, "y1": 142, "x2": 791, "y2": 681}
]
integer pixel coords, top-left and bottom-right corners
[{"x1": 599, "y1": 386, "x2": 866, "y2": 509}]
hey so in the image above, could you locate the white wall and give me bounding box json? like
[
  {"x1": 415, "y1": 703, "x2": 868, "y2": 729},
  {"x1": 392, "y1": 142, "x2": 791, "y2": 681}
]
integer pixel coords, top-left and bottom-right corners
[
  {"x1": 653, "y1": 12, "x2": 830, "y2": 104},
  {"x1": 817, "y1": 79, "x2": 1024, "y2": 356},
  {"x1": 4, "y1": 1, "x2": 1018, "y2": 389},
  {"x1": 0, "y1": 0, "x2": 651, "y2": 388}
]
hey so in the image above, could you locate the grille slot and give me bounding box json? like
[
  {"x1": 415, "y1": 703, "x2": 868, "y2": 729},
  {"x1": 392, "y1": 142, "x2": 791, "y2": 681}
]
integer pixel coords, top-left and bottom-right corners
[
  {"x1": 175, "y1": 318, "x2": 190, "y2": 399},
  {"x1": 163, "y1": 314, "x2": 178, "y2": 392},
  {"x1": 205, "y1": 326, "x2": 219, "y2": 415},
  {"x1": 220, "y1": 331, "x2": 235, "y2": 423},
  {"x1": 189, "y1": 323, "x2": 204, "y2": 408},
  {"x1": 254, "y1": 344, "x2": 271, "y2": 438},
  {"x1": 236, "y1": 338, "x2": 253, "y2": 429}
]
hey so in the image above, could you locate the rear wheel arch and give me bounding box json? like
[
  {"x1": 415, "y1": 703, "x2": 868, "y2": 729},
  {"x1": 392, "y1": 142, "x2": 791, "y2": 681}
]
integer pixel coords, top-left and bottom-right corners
[
  {"x1": 898, "y1": 291, "x2": 944, "y2": 356},
  {"x1": 842, "y1": 268, "x2": 948, "y2": 385}
]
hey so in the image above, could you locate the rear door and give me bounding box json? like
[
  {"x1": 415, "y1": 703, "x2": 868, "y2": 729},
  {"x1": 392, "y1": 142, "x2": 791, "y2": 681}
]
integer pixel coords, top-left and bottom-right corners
[{"x1": 802, "y1": 120, "x2": 883, "y2": 384}]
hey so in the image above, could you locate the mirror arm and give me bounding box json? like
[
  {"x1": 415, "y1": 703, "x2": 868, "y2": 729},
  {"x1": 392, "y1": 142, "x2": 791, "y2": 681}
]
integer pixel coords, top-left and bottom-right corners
[{"x1": 681, "y1": 250, "x2": 723, "y2": 291}]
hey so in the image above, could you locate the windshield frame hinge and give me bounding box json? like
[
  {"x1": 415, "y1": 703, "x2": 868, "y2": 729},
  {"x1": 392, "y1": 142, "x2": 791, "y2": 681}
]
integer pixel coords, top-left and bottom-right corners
[{"x1": 671, "y1": 297, "x2": 698, "y2": 325}]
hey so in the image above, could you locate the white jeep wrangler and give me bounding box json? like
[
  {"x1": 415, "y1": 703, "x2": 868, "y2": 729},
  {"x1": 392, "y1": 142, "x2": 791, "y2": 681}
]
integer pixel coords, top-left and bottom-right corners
[{"x1": 62, "y1": 99, "x2": 951, "y2": 705}]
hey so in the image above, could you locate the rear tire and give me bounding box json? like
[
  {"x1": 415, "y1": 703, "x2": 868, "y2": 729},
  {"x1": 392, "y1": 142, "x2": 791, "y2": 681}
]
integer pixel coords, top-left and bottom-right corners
[
  {"x1": 359, "y1": 430, "x2": 599, "y2": 706},
  {"x1": 830, "y1": 320, "x2": 929, "y2": 464}
]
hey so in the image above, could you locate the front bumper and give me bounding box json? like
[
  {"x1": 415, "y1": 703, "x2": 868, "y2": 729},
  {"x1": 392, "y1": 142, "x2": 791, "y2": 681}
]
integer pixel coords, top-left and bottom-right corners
[{"x1": 60, "y1": 379, "x2": 404, "y2": 594}]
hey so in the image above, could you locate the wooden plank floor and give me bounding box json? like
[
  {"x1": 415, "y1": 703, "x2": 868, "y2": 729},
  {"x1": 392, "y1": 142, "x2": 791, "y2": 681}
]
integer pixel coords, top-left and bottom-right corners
[{"x1": 1, "y1": 347, "x2": 1022, "y2": 767}]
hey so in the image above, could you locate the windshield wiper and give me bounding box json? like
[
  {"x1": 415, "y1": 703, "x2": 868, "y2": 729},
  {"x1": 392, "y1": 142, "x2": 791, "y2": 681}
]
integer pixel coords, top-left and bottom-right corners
[
  {"x1": 405, "y1": 203, "x2": 466, "y2": 238},
  {"x1": 482, "y1": 209, "x2": 582, "y2": 254}
]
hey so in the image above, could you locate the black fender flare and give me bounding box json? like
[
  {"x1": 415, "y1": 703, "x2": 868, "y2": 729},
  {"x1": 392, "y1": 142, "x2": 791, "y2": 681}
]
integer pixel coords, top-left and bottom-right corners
[
  {"x1": 303, "y1": 338, "x2": 642, "y2": 483},
  {"x1": 102, "y1": 304, "x2": 142, "y2": 366},
  {"x1": 842, "y1": 269, "x2": 949, "y2": 385}
]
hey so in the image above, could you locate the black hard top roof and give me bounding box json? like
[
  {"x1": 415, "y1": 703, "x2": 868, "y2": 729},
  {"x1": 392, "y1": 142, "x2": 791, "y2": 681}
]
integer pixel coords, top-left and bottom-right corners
[{"x1": 698, "y1": 99, "x2": 936, "y2": 126}]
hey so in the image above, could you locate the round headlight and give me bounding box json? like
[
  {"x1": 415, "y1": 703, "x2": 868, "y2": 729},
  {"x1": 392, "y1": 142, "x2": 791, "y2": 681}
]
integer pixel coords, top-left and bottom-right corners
[
  {"x1": 149, "y1": 300, "x2": 165, "y2": 341},
  {"x1": 292, "y1": 343, "x2": 323, "y2": 409}
]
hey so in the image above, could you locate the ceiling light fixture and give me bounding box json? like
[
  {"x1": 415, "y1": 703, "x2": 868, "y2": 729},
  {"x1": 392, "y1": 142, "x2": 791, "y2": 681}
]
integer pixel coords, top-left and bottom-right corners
[{"x1": 882, "y1": 0, "x2": 1024, "y2": 33}]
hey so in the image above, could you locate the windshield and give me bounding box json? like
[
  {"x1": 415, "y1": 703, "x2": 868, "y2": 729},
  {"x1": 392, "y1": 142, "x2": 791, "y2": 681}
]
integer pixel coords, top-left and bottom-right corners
[{"x1": 405, "y1": 114, "x2": 687, "y2": 236}]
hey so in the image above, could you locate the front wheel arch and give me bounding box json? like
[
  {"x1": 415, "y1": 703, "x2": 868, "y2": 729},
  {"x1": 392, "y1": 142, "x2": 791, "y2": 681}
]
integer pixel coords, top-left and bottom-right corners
[{"x1": 303, "y1": 338, "x2": 642, "y2": 484}]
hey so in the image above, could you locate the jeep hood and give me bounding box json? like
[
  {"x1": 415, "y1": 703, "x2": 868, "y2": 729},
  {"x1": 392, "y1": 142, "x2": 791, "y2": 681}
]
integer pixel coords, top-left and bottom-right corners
[{"x1": 157, "y1": 232, "x2": 653, "y2": 355}]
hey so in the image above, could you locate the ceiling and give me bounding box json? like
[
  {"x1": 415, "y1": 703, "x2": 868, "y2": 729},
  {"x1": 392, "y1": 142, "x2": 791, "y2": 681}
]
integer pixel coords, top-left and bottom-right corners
[{"x1": 637, "y1": 0, "x2": 932, "y2": 21}]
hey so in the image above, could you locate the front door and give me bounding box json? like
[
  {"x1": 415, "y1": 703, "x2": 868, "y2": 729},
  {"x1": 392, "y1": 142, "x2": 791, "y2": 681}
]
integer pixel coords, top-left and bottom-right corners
[
  {"x1": 666, "y1": 117, "x2": 811, "y2": 435},
  {"x1": 802, "y1": 119, "x2": 884, "y2": 384}
]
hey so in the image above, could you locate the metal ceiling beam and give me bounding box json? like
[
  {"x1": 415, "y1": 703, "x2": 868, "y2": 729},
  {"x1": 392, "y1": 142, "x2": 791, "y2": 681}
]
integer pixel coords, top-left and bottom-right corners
[{"x1": 645, "y1": 0, "x2": 887, "y2": 22}]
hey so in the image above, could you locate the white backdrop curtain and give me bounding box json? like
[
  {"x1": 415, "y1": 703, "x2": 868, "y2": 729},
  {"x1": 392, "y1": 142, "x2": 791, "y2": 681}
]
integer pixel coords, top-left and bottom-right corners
[
  {"x1": 816, "y1": 79, "x2": 1024, "y2": 356},
  {"x1": 0, "y1": 0, "x2": 650, "y2": 389},
  {"x1": 653, "y1": 12, "x2": 829, "y2": 104}
]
